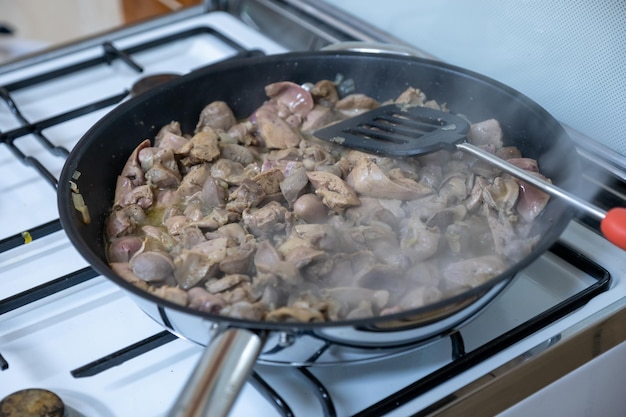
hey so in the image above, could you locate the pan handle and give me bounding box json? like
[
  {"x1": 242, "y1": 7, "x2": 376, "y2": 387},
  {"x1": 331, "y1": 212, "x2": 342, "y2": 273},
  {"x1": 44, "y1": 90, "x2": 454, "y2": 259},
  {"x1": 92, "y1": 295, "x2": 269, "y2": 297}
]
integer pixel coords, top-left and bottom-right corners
[{"x1": 166, "y1": 328, "x2": 265, "y2": 417}]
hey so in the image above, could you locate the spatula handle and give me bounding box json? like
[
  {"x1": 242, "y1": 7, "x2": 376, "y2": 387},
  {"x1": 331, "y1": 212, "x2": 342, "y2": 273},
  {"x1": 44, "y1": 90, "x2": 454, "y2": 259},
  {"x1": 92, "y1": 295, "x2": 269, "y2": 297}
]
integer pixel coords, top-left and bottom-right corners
[{"x1": 601, "y1": 208, "x2": 626, "y2": 250}]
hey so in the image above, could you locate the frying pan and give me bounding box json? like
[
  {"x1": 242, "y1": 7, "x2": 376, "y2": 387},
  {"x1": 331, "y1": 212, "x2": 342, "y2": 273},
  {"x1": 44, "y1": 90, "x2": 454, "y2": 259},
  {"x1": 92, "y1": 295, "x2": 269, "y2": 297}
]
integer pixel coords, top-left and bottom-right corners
[{"x1": 57, "y1": 51, "x2": 579, "y2": 416}]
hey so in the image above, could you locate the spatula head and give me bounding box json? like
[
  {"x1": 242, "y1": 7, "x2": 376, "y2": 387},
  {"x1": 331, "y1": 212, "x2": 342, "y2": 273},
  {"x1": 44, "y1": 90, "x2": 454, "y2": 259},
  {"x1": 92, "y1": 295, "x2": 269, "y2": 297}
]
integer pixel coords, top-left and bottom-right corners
[{"x1": 314, "y1": 104, "x2": 471, "y2": 157}]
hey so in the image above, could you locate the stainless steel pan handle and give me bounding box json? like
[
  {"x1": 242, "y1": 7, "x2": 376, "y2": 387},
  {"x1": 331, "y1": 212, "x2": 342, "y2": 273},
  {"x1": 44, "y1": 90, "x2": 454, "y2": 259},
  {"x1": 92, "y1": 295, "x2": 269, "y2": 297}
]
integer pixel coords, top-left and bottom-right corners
[
  {"x1": 166, "y1": 328, "x2": 265, "y2": 417},
  {"x1": 321, "y1": 41, "x2": 435, "y2": 59}
]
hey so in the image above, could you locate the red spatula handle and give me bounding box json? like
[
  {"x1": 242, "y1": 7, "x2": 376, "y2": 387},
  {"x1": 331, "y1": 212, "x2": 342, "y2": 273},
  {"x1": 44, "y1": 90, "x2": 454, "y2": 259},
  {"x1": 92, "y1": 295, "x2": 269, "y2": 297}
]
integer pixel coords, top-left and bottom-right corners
[{"x1": 601, "y1": 208, "x2": 626, "y2": 250}]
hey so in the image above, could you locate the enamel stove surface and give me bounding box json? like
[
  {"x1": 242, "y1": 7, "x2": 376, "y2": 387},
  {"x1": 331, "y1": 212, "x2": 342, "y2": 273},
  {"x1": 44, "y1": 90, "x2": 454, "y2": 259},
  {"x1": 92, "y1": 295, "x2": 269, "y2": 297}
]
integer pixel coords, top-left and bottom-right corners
[{"x1": 1, "y1": 10, "x2": 624, "y2": 417}]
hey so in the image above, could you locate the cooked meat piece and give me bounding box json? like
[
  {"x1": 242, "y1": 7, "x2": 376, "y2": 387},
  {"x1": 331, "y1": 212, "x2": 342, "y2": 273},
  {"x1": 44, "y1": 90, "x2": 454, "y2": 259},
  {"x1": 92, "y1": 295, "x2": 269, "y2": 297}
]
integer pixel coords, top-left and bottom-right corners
[
  {"x1": 403, "y1": 260, "x2": 441, "y2": 287},
  {"x1": 138, "y1": 146, "x2": 176, "y2": 172},
  {"x1": 515, "y1": 180, "x2": 551, "y2": 223},
  {"x1": 220, "y1": 301, "x2": 266, "y2": 321},
  {"x1": 219, "y1": 281, "x2": 259, "y2": 304},
  {"x1": 424, "y1": 100, "x2": 444, "y2": 110},
  {"x1": 112, "y1": 140, "x2": 154, "y2": 209},
  {"x1": 107, "y1": 236, "x2": 143, "y2": 263},
  {"x1": 439, "y1": 175, "x2": 469, "y2": 203},
  {"x1": 253, "y1": 240, "x2": 300, "y2": 282},
  {"x1": 201, "y1": 176, "x2": 226, "y2": 209},
  {"x1": 464, "y1": 177, "x2": 485, "y2": 212},
  {"x1": 139, "y1": 147, "x2": 182, "y2": 188},
  {"x1": 293, "y1": 193, "x2": 327, "y2": 223},
  {"x1": 219, "y1": 143, "x2": 257, "y2": 165},
  {"x1": 255, "y1": 102, "x2": 304, "y2": 149},
  {"x1": 227, "y1": 179, "x2": 266, "y2": 213},
  {"x1": 218, "y1": 244, "x2": 256, "y2": 275},
  {"x1": 264, "y1": 81, "x2": 315, "y2": 118},
  {"x1": 483, "y1": 205, "x2": 538, "y2": 261},
  {"x1": 292, "y1": 223, "x2": 337, "y2": 252},
  {"x1": 334, "y1": 93, "x2": 380, "y2": 117},
  {"x1": 116, "y1": 184, "x2": 153, "y2": 210},
  {"x1": 172, "y1": 252, "x2": 212, "y2": 288},
  {"x1": 277, "y1": 233, "x2": 326, "y2": 268},
  {"x1": 344, "y1": 301, "x2": 374, "y2": 320},
  {"x1": 175, "y1": 163, "x2": 210, "y2": 200},
  {"x1": 150, "y1": 285, "x2": 188, "y2": 306},
  {"x1": 469, "y1": 154, "x2": 502, "y2": 179},
  {"x1": 242, "y1": 201, "x2": 288, "y2": 237},
  {"x1": 284, "y1": 246, "x2": 326, "y2": 269},
  {"x1": 301, "y1": 105, "x2": 341, "y2": 132},
  {"x1": 179, "y1": 225, "x2": 208, "y2": 249},
  {"x1": 226, "y1": 121, "x2": 256, "y2": 146},
  {"x1": 206, "y1": 274, "x2": 251, "y2": 293},
  {"x1": 504, "y1": 158, "x2": 551, "y2": 222},
  {"x1": 119, "y1": 139, "x2": 150, "y2": 187},
  {"x1": 496, "y1": 146, "x2": 522, "y2": 160},
  {"x1": 445, "y1": 216, "x2": 495, "y2": 256},
  {"x1": 507, "y1": 157, "x2": 540, "y2": 172},
  {"x1": 281, "y1": 166, "x2": 309, "y2": 208},
  {"x1": 355, "y1": 263, "x2": 406, "y2": 291},
  {"x1": 105, "y1": 204, "x2": 147, "y2": 238},
  {"x1": 345, "y1": 197, "x2": 399, "y2": 229},
  {"x1": 482, "y1": 177, "x2": 520, "y2": 216},
  {"x1": 164, "y1": 215, "x2": 188, "y2": 237},
  {"x1": 110, "y1": 262, "x2": 149, "y2": 290},
  {"x1": 195, "y1": 101, "x2": 237, "y2": 133},
  {"x1": 265, "y1": 304, "x2": 325, "y2": 322},
  {"x1": 182, "y1": 199, "x2": 204, "y2": 222},
  {"x1": 154, "y1": 121, "x2": 188, "y2": 151},
  {"x1": 308, "y1": 79, "x2": 340, "y2": 106},
  {"x1": 211, "y1": 223, "x2": 250, "y2": 245},
  {"x1": 211, "y1": 158, "x2": 247, "y2": 185},
  {"x1": 418, "y1": 163, "x2": 443, "y2": 190},
  {"x1": 323, "y1": 287, "x2": 389, "y2": 320},
  {"x1": 398, "y1": 286, "x2": 443, "y2": 310},
  {"x1": 426, "y1": 205, "x2": 467, "y2": 230},
  {"x1": 177, "y1": 130, "x2": 221, "y2": 165},
  {"x1": 443, "y1": 255, "x2": 509, "y2": 289},
  {"x1": 347, "y1": 157, "x2": 432, "y2": 200},
  {"x1": 142, "y1": 225, "x2": 178, "y2": 251},
  {"x1": 395, "y1": 87, "x2": 427, "y2": 106},
  {"x1": 187, "y1": 287, "x2": 227, "y2": 313},
  {"x1": 129, "y1": 250, "x2": 175, "y2": 283},
  {"x1": 351, "y1": 223, "x2": 405, "y2": 267},
  {"x1": 399, "y1": 214, "x2": 441, "y2": 263},
  {"x1": 468, "y1": 119, "x2": 504, "y2": 148},
  {"x1": 173, "y1": 238, "x2": 228, "y2": 288},
  {"x1": 251, "y1": 168, "x2": 284, "y2": 195},
  {"x1": 306, "y1": 170, "x2": 360, "y2": 213}
]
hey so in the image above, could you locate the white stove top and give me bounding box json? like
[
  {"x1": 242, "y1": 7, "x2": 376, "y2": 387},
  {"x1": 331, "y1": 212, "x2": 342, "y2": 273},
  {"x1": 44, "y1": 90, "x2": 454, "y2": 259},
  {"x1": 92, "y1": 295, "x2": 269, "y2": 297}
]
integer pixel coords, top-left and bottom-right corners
[{"x1": 1, "y1": 11, "x2": 625, "y2": 417}]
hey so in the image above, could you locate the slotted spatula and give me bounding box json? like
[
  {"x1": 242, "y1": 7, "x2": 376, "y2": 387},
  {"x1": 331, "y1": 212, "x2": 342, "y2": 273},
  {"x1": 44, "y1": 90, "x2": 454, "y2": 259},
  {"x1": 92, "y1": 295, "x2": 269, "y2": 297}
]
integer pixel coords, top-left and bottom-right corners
[{"x1": 314, "y1": 103, "x2": 626, "y2": 250}]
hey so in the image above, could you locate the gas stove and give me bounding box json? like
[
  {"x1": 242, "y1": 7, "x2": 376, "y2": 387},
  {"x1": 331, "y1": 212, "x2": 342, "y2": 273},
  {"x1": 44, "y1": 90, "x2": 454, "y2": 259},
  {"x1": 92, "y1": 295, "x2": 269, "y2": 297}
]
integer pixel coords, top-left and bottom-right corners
[{"x1": 2, "y1": 4, "x2": 626, "y2": 417}]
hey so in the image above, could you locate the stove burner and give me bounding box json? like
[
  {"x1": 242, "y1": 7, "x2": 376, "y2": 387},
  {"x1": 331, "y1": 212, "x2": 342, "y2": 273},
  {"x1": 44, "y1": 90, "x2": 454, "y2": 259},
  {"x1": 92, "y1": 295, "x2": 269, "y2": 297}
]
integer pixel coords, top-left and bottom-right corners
[
  {"x1": 130, "y1": 73, "x2": 181, "y2": 96},
  {"x1": 0, "y1": 389, "x2": 73, "y2": 417},
  {"x1": 0, "y1": 389, "x2": 87, "y2": 417}
]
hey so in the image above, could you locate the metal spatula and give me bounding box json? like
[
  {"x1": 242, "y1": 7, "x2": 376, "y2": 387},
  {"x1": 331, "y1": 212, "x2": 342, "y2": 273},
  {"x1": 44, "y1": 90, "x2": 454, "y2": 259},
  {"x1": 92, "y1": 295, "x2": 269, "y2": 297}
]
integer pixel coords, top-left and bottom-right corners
[{"x1": 313, "y1": 103, "x2": 626, "y2": 250}]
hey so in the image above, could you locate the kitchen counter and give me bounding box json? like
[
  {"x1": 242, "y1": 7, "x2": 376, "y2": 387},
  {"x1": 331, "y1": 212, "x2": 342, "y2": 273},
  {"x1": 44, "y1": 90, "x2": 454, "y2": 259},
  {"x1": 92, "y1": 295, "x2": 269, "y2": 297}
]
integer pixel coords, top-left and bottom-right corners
[{"x1": 500, "y1": 327, "x2": 626, "y2": 417}]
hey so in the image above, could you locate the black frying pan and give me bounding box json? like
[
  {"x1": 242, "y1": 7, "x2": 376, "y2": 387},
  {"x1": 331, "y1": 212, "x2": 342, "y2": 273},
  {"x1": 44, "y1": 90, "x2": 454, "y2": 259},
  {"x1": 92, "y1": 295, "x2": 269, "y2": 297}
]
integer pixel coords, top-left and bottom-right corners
[{"x1": 57, "y1": 51, "x2": 578, "y2": 416}]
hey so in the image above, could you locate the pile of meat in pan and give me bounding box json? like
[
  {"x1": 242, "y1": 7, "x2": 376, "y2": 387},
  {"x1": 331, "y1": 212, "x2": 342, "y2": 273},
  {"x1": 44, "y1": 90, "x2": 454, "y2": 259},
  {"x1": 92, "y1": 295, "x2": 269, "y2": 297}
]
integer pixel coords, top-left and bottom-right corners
[{"x1": 105, "y1": 79, "x2": 550, "y2": 322}]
